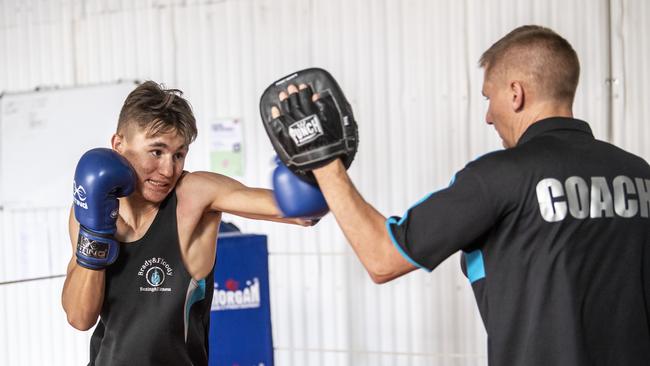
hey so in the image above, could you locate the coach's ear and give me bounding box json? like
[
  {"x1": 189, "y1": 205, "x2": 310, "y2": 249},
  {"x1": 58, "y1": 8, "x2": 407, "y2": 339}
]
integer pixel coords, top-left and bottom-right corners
[{"x1": 511, "y1": 81, "x2": 525, "y2": 112}]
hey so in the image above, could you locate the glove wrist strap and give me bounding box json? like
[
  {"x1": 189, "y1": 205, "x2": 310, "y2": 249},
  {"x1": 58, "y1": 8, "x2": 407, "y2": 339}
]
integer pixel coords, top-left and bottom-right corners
[{"x1": 76, "y1": 227, "x2": 118, "y2": 270}]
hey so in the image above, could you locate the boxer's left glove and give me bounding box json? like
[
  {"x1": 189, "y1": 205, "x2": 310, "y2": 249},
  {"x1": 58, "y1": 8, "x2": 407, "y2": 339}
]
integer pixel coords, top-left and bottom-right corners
[
  {"x1": 272, "y1": 157, "x2": 329, "y2": 218},
  {"x1": 73, "y1": 148, "x2": 136, "y2": 270}
]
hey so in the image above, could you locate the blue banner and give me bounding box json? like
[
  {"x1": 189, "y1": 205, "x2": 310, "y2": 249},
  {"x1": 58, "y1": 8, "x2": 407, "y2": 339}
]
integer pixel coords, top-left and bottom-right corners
[{"x1": 209, "y1": 233, "x2": 274, "y2": 366}]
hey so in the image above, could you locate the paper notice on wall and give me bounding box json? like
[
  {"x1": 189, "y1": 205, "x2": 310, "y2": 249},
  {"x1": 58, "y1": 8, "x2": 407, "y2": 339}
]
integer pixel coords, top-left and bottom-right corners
[{"x1": 208, "y1": 118, "x2": 244, "y2": 177}]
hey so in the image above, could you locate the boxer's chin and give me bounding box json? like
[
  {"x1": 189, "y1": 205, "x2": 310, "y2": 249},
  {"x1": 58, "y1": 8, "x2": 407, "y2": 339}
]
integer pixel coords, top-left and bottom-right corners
[{"x1": 141, "y1": 179, "x2": 173, "y2": 203}]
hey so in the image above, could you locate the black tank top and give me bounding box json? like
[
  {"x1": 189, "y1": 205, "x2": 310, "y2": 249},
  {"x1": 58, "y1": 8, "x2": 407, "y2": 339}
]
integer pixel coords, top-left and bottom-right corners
[{"x1": 89, "y1": 191, "x2": 214, "y2": 366}]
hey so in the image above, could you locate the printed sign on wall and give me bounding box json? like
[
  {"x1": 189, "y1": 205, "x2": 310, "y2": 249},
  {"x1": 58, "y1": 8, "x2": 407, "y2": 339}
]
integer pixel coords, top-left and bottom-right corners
[{"x1": 208, "y1": 118, "x2": 244, "y2": 177}]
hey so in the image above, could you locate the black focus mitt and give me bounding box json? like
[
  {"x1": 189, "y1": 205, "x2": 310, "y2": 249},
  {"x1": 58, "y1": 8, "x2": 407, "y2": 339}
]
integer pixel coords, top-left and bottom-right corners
[{"x1": 260, "y1": 68, "x2": 358, "y2": 182}]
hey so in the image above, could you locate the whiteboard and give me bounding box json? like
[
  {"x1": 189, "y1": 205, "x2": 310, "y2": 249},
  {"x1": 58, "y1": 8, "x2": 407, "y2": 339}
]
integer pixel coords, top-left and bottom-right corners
[{"x1": 0, "y1": 81, "x2": 138, "y2": 208}]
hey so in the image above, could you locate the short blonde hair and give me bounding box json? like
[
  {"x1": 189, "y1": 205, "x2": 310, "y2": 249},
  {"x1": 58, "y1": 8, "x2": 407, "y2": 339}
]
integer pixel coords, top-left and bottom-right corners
[{"x1": 480, "y1": 25, "x2": 580, "y2": 105}]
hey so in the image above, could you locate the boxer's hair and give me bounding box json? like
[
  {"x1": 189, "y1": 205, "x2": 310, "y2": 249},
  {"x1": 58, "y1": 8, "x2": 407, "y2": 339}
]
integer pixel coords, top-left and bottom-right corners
[
  {"x1": 479, "y1": 25, "x2": 580, "y2": 106},
  {"x1": 117, "y1": 81, "x2": 197, "y2": 145}
]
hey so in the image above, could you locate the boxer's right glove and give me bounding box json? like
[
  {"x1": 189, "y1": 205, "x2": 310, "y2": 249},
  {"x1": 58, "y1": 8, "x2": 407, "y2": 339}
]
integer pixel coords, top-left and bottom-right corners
[
  {"x1": 260, "y1": 68, "x2": 359, "y2": 183},
  {"x1": 73, "y1": 148, "x2": 136, "y2": 270}
]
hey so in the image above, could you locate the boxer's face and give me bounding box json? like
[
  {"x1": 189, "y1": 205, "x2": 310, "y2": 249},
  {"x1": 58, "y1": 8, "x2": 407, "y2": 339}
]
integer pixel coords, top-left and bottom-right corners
[{"x1": 114, "y1": 125, "x2": 188, "y2": 203}]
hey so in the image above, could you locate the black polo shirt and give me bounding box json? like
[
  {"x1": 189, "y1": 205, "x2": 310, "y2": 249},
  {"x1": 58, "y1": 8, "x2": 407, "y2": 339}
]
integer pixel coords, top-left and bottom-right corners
[{"x1": 387, "y1": 117, "x2": 650, "y2": 366}]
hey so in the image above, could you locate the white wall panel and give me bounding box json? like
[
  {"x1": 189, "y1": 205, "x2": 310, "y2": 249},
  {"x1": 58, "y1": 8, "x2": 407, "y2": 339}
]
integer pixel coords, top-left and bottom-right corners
[
  {"x1": 465, "y1": 0, "x2": 611, "y2": 158},
  {"x1": 611, "y1": 0, "x2": 650, "y2": 161},
  {"x1": 0, "y1": 277, "x2": 91, "y2": 366},
  {"x1": 0, "y1": 0, "x2": 647, "y2": 365}
]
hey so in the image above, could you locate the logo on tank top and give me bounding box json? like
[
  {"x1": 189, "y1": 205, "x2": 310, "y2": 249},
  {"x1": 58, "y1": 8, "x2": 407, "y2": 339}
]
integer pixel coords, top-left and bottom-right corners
[
  {"x1": 137, "y1": 257, "x2": 174, "y2": 293},
  {"x1": 212, "y1": 277, "x2": 261, "y2": 311}
]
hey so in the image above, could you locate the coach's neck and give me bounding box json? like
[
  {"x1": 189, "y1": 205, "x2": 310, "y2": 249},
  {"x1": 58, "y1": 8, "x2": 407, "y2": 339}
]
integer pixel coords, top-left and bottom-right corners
[{"x1": 514, "y1": 100, "x2": 574, "y2": 145}]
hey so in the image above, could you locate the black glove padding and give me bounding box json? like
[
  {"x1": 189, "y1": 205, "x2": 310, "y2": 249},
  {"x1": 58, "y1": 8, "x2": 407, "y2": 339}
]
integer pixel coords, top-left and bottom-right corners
[{"x1": 260, "y1": 68, "x2": 358, "y2": 183}]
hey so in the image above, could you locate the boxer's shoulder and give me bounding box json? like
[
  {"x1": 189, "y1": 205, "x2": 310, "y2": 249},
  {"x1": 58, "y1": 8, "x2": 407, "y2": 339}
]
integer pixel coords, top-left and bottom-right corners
[
  {"x1": 173, "y1": 172, "x2": 205, "y2": 219},
  {"x1": 174, "y1": 171, "x2": 223, "y2": 236},
  {"x1": 175, "y1": 171, "x2": 217, "y2": 208},
  {"x1": 174, "y1": 172, "x2": 221, "y2": 278},
  {"x1": 176, "y1": 171, "x2": 230, "y2": 193},
  {"x1": 175, "y1": 170, "x2": 248, "y2": 213}
]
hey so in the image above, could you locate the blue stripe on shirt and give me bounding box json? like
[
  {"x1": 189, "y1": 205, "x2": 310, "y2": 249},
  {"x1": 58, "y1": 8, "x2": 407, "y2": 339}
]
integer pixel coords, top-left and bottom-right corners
[{"x1": 464, "y1": 250, "x2": 486, "y2": 283}]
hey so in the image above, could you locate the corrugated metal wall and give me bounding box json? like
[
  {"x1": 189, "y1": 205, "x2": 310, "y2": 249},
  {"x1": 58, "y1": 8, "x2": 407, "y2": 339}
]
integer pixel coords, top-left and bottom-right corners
[
  {"x1": 0, "y1": 0, "x2": 647, "y2": 365},
  {"x1": 611, "y1": 0, "x2": 650, "y2": 159}
]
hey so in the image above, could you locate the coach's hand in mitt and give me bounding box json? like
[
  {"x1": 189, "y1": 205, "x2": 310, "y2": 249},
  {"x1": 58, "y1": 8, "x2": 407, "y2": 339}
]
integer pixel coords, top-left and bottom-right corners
[{"x1": 260, "y1": 68, "x2": 359, "y2": 183}]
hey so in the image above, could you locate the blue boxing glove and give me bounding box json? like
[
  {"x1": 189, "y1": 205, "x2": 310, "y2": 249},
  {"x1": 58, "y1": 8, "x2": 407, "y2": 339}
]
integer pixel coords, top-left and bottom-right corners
[
  {"x1": 73, "y1": 148, "x2": 136, "y2": 270},
  {"x1": 272, "y1": 158, "x2": 329, "y2": 218}
]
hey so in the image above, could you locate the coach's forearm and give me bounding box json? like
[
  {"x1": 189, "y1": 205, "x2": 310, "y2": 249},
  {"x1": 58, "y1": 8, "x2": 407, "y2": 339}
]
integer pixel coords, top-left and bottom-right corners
[{"x1": 313, "y1": 160, "x2": 398, "y2": 282}]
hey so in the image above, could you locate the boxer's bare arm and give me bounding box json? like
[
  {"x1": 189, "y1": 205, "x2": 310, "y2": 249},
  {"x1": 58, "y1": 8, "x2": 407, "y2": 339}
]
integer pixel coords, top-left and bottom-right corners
[
  {"x1": 313, "y1": 160, "x2": 416, "y2": 283},
  {"x1": 175, "y1": 171, "x2": 313, "y2": 280},
  {"x1": 181, "y1": 171, "x2": 312, "y2": 225},
  {"x1": 62, "y1": 206, "x2": 105, "y2": 331}
]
